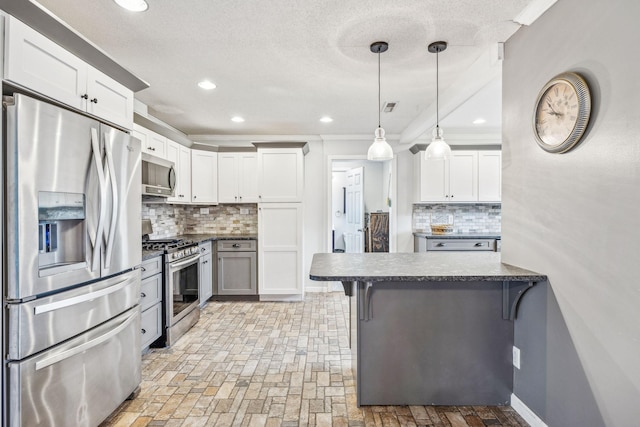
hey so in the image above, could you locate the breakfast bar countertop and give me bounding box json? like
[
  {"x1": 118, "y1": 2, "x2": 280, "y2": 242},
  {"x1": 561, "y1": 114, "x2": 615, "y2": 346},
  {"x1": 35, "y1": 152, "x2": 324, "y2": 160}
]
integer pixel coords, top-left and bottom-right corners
[{"x1": 309, "y1": 252, "x2": 546, "y2": 283}]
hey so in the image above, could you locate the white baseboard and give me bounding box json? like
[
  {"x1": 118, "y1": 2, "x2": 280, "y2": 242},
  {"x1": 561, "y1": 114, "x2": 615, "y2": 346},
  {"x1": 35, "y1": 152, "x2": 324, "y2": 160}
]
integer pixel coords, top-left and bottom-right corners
[{"x1": 511, "y1": 394, "x2": 547, "y2": 427}]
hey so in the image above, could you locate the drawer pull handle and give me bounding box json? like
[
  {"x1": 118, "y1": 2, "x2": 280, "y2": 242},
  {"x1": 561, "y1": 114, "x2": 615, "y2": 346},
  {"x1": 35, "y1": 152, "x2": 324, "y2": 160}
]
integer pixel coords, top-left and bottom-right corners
[
  {"x1": 436, "y1": 243, "x2": 445, "y2": 247},
  {"x1": 141, "y1": 292, "x2": 146, "y2": 298},
  {"x1": 140, "y1": 266, "x2": 146, "y2": 272},
  {"x1": 474, "y1": 243, "x2": 483, "y2": 247},
  {"x1": 232, "y1": 243, "x2": 241, "y2": 248}
]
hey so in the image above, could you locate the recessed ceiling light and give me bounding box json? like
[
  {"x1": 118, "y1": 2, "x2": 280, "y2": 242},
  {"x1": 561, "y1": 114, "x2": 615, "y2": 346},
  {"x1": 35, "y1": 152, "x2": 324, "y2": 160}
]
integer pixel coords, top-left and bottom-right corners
[
  {"x1": 473, "y1": 118, "x2": 487, "y2": 125},
  {"x1": 197, "y1": 80, "x2": 217, "y2": 90},
  {"x1": 114, "y1": 0, "x2": 148, "y2": 12},
  {"x1": 320, "y1": 116, "x2": 333, "y2": 123},
  {"x1": 231, "y1": 116, "x2": 245, "y2": 123}
]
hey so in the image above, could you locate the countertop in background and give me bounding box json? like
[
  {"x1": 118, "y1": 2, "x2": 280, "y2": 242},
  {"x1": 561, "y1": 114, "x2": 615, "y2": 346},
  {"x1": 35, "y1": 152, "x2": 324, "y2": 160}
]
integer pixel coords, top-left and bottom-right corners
[{"x1": 413, "y1": 231, "x2": 501, "y2": 239}]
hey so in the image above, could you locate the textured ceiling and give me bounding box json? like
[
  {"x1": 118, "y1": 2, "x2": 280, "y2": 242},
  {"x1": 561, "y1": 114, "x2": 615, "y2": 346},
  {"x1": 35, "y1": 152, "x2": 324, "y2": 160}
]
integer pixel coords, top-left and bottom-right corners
[{"x1": 34, "y1": 0, "x2": 534, "y2": 138}]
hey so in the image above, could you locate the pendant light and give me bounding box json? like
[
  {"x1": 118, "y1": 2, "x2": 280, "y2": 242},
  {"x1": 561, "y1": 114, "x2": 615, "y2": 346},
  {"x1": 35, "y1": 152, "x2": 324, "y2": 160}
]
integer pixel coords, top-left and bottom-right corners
[
  {"x1": 367, "y1": 41, "x2": 394, "y2": 161},
  {"x1": 425, "y1": 41, "x2": 452, "y2": 160}
]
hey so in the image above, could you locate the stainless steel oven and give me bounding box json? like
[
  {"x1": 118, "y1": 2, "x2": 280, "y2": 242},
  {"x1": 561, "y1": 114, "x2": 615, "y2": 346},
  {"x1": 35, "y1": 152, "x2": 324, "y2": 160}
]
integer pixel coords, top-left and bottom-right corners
[
  {"x1": 141, "y1": 237, "x2": 202, "y2": 347},
  {"x1": 165, "y1": 244, "x2": 201, "y2": 346}
]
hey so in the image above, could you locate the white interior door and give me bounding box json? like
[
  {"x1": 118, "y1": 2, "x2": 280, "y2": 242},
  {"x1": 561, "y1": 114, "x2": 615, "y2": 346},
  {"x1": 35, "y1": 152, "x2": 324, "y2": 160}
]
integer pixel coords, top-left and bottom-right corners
[{"x1": 344, "y1": 167, "x2": 364, "y2": 253}]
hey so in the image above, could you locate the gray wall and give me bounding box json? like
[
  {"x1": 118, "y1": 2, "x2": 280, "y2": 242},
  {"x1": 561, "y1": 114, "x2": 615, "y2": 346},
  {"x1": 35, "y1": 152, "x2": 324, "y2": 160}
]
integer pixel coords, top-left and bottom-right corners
[{"x1": 502, "y1": 0, "x2": 640, "y2": 426}]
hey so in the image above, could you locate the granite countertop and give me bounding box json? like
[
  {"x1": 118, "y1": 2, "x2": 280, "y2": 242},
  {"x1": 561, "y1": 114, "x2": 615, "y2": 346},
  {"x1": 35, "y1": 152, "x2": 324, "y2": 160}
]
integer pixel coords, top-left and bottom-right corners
[
  {"x1": 178, "y1": 233, "x2": 258, "y2": 243},
  {"x1": 309, "y1": 252, "x2": 545, "y2": 282},
  {"x1": 413, "y1": 231, "x2": 501, "y2": 239},
  {"x1": 142, "y1": 233, "x2": 258, "y2": 261},
  {"x1": 142, "y1": 249, "x2": 164, "y2": 261}
]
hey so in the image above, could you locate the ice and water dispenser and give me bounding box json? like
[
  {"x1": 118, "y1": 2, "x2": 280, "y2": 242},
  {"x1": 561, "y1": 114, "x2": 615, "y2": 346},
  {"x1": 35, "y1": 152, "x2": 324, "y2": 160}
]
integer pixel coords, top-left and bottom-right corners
[{"x1": 38, "y1": 191, "x2": 87, "y2": 276}]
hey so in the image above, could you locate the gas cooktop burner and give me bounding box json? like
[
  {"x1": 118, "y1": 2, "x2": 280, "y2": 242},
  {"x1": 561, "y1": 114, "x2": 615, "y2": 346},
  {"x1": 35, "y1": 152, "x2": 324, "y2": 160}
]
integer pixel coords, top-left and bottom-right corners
[{"x1": 142, "y1": 239, "x2": 196, "y2": 253}]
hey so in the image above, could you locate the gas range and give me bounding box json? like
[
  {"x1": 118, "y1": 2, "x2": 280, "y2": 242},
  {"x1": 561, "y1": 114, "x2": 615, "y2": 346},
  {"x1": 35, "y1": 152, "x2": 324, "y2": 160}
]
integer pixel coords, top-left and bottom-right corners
[{"x1": 142, "y1": 238, "x2": 199, "y2": 262}]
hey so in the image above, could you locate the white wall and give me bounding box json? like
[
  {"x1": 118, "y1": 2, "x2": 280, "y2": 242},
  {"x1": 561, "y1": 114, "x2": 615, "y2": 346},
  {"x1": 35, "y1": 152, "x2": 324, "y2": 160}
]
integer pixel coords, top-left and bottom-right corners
[
  {"x1": 502, "y1": 0, "x2": 640, "y2": 425},
  {"x1": 331, "y1": 171, "x2": 347, "y2": 251}
]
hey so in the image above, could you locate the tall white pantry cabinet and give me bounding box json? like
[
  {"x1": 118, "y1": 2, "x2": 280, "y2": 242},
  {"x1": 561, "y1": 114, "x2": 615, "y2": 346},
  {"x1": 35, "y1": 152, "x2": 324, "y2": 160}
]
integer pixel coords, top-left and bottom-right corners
[{"x1": 256, "y1": 144, "x2": 306, "y2": 300}]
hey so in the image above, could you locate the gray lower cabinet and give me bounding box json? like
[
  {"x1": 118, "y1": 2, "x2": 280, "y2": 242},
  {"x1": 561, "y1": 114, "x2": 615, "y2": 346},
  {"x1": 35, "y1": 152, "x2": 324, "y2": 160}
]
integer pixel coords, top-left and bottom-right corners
[
  {"x1": 414, "y1": 236, "x2": 498, "y2": 252},
  {"x1": 140, "y1": 256, "x2": 163, "y2": 350},
  {"x1": 216, "y1": 240, "x2": 257, "y2": 295},
  {"x1": 199, "y1": 241, "x2": 213, "y2": 306}
]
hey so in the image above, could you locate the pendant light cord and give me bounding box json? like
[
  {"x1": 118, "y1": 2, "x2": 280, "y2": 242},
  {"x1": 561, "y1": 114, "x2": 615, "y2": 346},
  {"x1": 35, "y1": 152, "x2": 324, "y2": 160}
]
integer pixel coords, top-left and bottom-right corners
[
  {"x1": 436, "y1": 48, "x2": 439, "y2": 130},
  {"x1": 378, "y1": 50, "x2": 381, "y2": 128}
]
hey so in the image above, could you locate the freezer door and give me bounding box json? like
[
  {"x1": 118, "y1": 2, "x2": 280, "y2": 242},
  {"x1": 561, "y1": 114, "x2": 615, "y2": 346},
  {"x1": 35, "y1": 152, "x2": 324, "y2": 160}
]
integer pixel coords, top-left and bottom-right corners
[
  {"x1": 7, "y1": 307, "x2": 141, "y2": 427},
  {"x1": 5, "y1": 94, "x2": 102, "y2": 300},
  {"x1": 7, "y1": 270, "x2": 140, "y2": 360},
  {"x1": 100, "y1": 124, "x2": 141, "y2": 277}
]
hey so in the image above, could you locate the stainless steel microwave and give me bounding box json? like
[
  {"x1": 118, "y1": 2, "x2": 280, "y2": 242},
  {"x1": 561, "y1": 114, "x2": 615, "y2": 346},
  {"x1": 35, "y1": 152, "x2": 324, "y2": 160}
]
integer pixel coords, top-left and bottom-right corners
[{"x1": 141, "y1": 152, "x2": 176, "y2": 197}]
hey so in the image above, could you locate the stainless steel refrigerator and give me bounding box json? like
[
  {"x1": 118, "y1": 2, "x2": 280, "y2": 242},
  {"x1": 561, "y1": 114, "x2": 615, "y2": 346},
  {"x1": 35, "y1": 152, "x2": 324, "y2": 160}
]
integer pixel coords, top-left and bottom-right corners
[{"x1": 3, "y1": 93, "x2": 142, "y2": 426}]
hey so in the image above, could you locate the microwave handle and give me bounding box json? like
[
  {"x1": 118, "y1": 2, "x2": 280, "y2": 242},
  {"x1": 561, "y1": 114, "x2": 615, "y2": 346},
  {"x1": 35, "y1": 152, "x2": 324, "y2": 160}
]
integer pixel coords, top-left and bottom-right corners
[{"x1": 169, "y1": 166, "x2": 177, "y2": 192}]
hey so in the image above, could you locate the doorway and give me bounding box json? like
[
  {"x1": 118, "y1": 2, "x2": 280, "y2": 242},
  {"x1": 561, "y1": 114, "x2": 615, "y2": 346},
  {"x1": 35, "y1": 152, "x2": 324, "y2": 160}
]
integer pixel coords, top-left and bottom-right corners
[{"x1": 329, "y1": 158, "x2": 393, "y2": 254}]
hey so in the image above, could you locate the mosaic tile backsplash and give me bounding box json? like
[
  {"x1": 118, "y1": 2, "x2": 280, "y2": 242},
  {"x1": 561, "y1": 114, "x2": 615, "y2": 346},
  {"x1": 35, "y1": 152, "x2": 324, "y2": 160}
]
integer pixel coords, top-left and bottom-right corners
[
  {"x1": 413, "y1": 204, "x2": 501, "y2": 234},
  {"x1": 142, "y1": 203, "x2": 258, "y2": 238}
]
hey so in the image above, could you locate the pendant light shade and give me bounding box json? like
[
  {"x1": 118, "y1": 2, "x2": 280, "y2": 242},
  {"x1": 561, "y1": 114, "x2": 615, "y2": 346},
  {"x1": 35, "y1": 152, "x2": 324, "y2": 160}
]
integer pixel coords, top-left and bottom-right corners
[
  {"x1": 367, "y1": 41, "x2": 393, "y2": 162},
  {"x1": 425, "y1": 41, "x2": 452, "y2": 161}
]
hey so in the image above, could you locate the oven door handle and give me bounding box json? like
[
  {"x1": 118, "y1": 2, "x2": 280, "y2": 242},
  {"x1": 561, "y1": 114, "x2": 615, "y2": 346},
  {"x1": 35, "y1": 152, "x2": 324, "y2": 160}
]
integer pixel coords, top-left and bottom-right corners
[{"x1": 169, "y1": 253, "x2": 201, "y2": 269}]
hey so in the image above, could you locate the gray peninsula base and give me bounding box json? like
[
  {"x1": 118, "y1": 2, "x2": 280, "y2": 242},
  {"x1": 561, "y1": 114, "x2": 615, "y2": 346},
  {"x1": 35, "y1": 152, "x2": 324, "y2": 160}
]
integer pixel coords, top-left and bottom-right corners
[{"x1": 309, "y1": 252, "x2": 546, "y2": 407}]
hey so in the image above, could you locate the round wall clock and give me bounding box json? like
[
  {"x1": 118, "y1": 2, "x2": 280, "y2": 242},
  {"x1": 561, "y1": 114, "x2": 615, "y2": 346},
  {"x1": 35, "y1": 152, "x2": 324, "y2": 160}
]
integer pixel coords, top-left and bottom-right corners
[{"x1": 533, "y1": 72, "x2": 591, "y2": 153}]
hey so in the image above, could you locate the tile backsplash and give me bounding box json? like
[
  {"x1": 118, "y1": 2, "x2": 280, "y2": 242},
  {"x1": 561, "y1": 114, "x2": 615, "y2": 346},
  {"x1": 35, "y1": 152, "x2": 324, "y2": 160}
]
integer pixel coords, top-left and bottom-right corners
[
  {"x1": 413, "y1": 204, "x2": 501, "y2": 234},
  {"x1": 142, "y1": 203, "x2": 258, "y2": 238}
]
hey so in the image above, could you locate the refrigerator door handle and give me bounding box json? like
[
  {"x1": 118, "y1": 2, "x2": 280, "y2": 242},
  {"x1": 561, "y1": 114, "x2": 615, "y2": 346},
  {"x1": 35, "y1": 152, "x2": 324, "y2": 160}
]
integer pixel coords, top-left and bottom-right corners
[
  {"x1": 103, "y1": 135, "x2": 119, "y2": 268},
  {"x1": 90, "y1": 127, "x2": 107, "y2": 272},
  {"x1": 34, "y1": 308, "x2": 137, "y2": 371},
  {"x1": 33, "y1": 276, "x2": 133, "y2": 315}
]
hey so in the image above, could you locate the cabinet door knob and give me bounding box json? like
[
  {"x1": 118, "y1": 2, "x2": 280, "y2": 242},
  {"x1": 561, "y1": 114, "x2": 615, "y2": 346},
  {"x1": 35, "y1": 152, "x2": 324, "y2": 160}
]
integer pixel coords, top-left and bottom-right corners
[
  {"x1": 81, "y1": 93, "x2": 88, "y2": 100},
  {"x1": 194, "y1": 195, "x2": 197, "y2": 199},
  {"x1": 141, "y1": 328, "x2": 146, "y2": 334},
  {"x1": 90, "y1": 98, "x2": 98, "y2": 103},
  {"x1": 141, "y1": 292, "x2": 146, "y2": 297}
]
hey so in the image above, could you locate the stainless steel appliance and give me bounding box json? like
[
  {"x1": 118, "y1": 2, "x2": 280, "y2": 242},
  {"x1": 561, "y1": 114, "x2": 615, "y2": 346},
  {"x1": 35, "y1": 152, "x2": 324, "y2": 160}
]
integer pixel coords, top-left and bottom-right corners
[
  {"x1": 3, "y1": 93, "x2": 142, "y2": 427},
  {"x1": 142, "y1": 239, "x2": 200, "y2": 346},
  {"x1": 141, "y1": 152, "x2": 176, "y2": 197}
]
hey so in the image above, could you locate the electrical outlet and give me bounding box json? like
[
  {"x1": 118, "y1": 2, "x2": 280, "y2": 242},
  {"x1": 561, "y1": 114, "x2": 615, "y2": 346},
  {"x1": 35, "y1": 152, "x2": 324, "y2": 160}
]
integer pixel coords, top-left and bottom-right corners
[
  {"x1": 200, "y1": 208, "x2": 209, "y2": 214},
  {"x1": 513, "y1": 346, "x2": 521, "y2": 369},
  {"x1": 240, "y1": 208, "x2": 249, "y2": 215}
]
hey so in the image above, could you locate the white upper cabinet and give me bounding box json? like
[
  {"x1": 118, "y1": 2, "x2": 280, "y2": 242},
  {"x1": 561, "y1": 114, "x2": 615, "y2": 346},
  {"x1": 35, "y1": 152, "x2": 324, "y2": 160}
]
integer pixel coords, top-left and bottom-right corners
[
  {"x1": 257, "y1": 148, "x2": 304, "y2": 203},
  {"x1": 218, "y1": 152, "x2": 258, "y2": 203},
  {"x1": 478, "y1": 151, "x2": 502, "y2": 202},
  {"x1": 4, "y1": 16, "x2": 134, "y2": 129},
  {"x1": 132, "y1": 124, "x2": 167, "y2": 158},
  {"x1": 166, "y1": 139, "x2": 191, "y2": 204},
  {"x1": 191, "y1": 150, "x2": 218, "y2": 204},
  {"x1": 448, "y1": 151, "x2": 478, "y2": 202},
  {"x1": 418, "y1": 157, "x2": 449, "y2": 202},
  {"x1": 85, "y1": 67, "x2": 134, "y2": 130},
  {"x1": 415, "y1": 149, "x2": 499, "y2": 203}
]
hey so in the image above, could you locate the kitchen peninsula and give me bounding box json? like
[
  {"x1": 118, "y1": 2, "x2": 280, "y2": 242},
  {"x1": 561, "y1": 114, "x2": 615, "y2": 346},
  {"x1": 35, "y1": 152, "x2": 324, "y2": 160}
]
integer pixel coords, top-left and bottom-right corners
[{"x1": 309, "y1": 252, "x2": 546, "y2": 406}]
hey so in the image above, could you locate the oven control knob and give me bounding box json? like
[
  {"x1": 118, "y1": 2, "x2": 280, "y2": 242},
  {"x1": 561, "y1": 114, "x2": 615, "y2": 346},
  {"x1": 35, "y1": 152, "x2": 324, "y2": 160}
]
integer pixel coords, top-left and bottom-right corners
[
  {"x1": 172, "y1": 253, "x2": 178, "y2": 260},
  {"x1": 192, "y1": 247, "x2": 198, "y2": 254}
]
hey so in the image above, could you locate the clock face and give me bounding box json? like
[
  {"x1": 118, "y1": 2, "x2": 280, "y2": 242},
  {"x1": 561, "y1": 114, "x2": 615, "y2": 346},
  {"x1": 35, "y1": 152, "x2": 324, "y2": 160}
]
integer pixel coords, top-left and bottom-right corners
[
  {"x1": 534, "y1": 81, "x2": 579, "y2": 146},
  {"x1": 533, "y1": 72, "x2": 591, "y2": 154}
]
